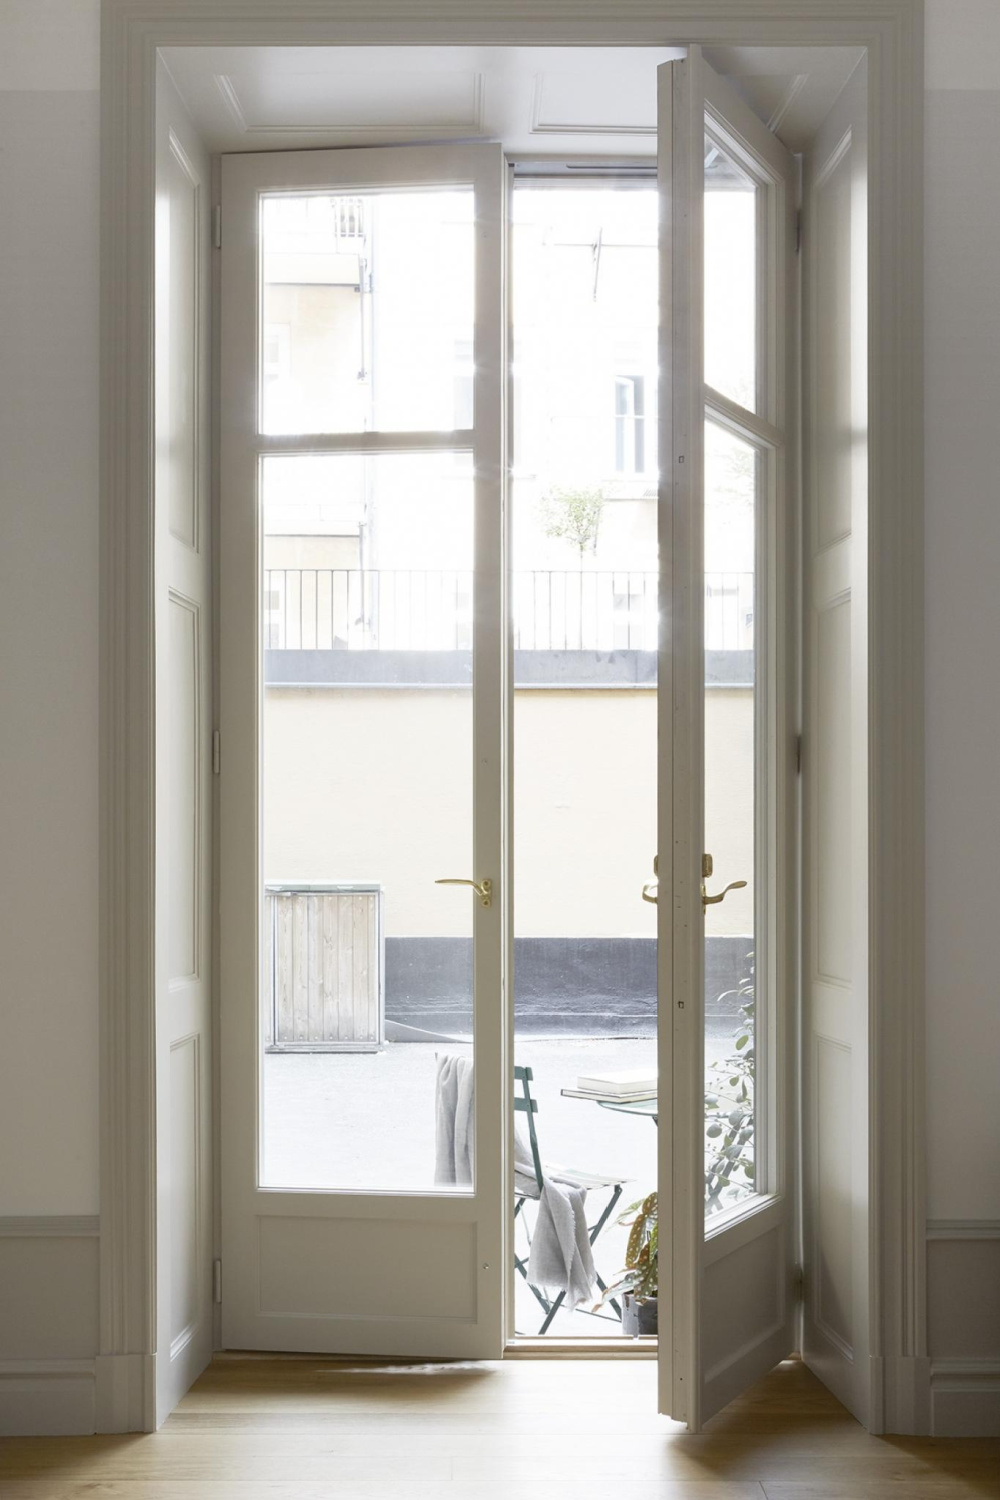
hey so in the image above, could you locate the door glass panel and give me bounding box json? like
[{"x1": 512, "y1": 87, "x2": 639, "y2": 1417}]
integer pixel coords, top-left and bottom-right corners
[
  {"x1": 511, "y1": 183, "x2": 659, "y2": 1333},
  {"x1": 259, "y1": 450, "x2": 475, "y2": 1192},
  {"x1": 704, "y1": 137, "x2": 758, "y2": 412},
  {"x1": 704, "y1": 419, "x2": 757, "y2": 1215},
  {"x1": 261, "y1": 189, "x2": 474, "y2": 435}
]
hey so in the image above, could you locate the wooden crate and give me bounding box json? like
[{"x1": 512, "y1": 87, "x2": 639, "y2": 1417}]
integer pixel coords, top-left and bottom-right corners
[{"x1": 264, "y1": 884, "x2": 384, "y2": 1052}]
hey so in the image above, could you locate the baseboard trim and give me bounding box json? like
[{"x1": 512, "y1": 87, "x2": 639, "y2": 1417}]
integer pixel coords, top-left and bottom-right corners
[
  {"x1": 0, "y1": 1359, "x2": 96, "y2": 1436},
  {"x1": 929, "y1": 1359, "x2": 1000, "y2": 1437},
  {"x1": 879, "y1": 1353, "x2": 932, "y2": 1435},
  {"x1": 95, "y1": 1351, "x2": 157, "y2": 1433}
]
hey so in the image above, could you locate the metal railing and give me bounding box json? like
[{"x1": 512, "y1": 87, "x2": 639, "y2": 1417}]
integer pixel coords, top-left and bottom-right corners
[{"x1": 263, "y1": 568, "x2": 754, "y2": 653}]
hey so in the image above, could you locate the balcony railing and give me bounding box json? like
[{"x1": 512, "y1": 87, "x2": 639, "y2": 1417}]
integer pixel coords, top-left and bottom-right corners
[{"x1": 263, "y1": 568, "x2": 754, "y2": 654}]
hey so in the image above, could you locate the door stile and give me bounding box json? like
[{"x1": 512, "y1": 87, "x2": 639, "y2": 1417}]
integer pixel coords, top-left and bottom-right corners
[
  {"x1": 657, "y1": 49, "x2": 706, "y2": 1430},
  {"x1": 471, "y1": 147, "x2": 508, "y2": 1356},
  {"x1": 501, "y1": 158, "x2": 517, "y2": 1347}
]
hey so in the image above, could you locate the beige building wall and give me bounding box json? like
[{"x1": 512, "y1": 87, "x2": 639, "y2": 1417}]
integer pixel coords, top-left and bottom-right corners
[
  {"x1": 264, "y1": 685, "x2": 754, "y2": 939},
  {"x1": 266, "y1": 535, "x2": 360, "y2": 569}
]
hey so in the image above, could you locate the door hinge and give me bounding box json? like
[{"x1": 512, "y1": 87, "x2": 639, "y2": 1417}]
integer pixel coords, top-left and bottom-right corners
[
  {"x1": 212, "y1": 728, "x2": 221, "y2": 775},
  {"x1": 212, "y1": 205, "x2": 222, "y2": 249},
  {"x1": 793, "y1": 1263, "x2": 805, "y2": 1299},
  {"x1": 795, "y1": 208, "x2": 802, "y2": 254},
  {"x1": 795, "y1": 733, "x2": 803, "y2": 775},
  {"x1": 213, "y1": 1258, "x2": 222, "y2": 1304}
]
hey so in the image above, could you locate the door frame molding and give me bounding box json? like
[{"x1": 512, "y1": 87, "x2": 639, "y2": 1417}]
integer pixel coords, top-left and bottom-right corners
[{"x1": 99, "y1": 0, "x2": 925, "y2": 1432}]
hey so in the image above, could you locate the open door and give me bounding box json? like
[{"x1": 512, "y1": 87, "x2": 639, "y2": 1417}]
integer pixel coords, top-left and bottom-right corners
[
  {"x1": 800, "y1": 55, "x2": 871, "y2": 1429},
  {"x1": 153, "y1": 57, "x2": 215, "y2": 1424},
  {"x1": 657, "y1": 48, "x2": 798, "y2": 1427}
]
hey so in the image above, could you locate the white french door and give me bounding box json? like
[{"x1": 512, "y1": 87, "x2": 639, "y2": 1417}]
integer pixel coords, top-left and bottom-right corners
[
  {"x1": 656, "y1": 49, "x2": 798, "y2": 1426},
  {"x1": 218, "y1": 62, "x2": 801, "y2": 1395},
  {"x1": 219, "y1": 143, "x2": 507, "y2": 1356}
]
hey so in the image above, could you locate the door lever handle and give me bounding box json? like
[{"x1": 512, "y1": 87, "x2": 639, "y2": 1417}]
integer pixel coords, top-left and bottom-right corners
[
  {"x1": 641, "y1": 854, "x2": 658, "y2": 904},
  {"x1": 435, "y1": 877, "x2": 492, "y2": 908},
  {"x1": 701, "y1": 878, "x2": 747, "y2": 907}
]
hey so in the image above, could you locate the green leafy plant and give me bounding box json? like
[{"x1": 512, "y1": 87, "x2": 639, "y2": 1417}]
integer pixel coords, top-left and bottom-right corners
[
  {"x1": 595, "y1": 1191, "x2": 658, "y2": 1307},
  {"x1": 596, "y1": 959, "x2": 755, "y2": 1312},
  {"x1": 704, "y1": 951, "x2": 756, "y2": 1211},
  {"x1": 540, "y1": 486, "x2": 604, "y2": 562}
]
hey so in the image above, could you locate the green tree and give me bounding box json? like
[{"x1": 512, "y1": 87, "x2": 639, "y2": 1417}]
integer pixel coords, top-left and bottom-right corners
[{"x1": 540, "y1": 486, "x2": 604, "y2": 563}]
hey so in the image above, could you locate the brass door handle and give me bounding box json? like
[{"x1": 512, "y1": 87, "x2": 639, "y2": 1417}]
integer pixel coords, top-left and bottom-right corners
[
  {"x1": 702, "y1": 879, "x2": 747, "y2": 907},
  {"x1": 435, "y1": 877, "x2": 492, "y2": 908}
]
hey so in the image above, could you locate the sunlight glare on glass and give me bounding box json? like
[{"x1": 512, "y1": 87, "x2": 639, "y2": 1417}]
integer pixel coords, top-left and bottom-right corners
[{"x1": 704, "y1": 137, "x2": 758, "y2": 412}]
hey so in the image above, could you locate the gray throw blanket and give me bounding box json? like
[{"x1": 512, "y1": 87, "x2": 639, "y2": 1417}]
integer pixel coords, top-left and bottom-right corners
[
  {"x1": 434, "y1": 1053, "x2": 475, "y2": 1186},
  {"x1": 514, "y1": 1129, "x2": 596, "y2": 1312},
  {"x1": 434, "y1": 1054, "x2": 596, "y2": 1309}
]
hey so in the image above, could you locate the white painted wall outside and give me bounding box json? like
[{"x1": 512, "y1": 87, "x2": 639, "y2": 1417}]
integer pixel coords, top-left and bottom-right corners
[
  {"x1": 0, "y1": 0, "x2": 998, "y2": 1230},
  {"x1": 264, "y1": 685, "x2": 754, "y2": 938}
]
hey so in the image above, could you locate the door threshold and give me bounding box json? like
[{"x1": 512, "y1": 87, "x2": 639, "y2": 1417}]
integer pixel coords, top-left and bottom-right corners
[{"x1": 505, "y1": 1337, "x2": 656, "y2": 1359}]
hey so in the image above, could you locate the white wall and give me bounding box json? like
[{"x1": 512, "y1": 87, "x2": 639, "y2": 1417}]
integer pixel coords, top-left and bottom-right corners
[
  {"x1": 0, "y1": 0, "x2": 101, "y2": 1215},
  {"x1": 264, "y1": 685, "x2": 754, "y2": 938},
  {"x1": 0, "y1": 0, "x2": 997, "y2": 1232},
  {"x1": 924, "y1": 0, "x2": 1000, "y2": 1223}
]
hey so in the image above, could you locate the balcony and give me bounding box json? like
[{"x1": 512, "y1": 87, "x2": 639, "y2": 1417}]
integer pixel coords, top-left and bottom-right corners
[{"x1": 263, "y1": 567, "x2": 754, "y2": 661}]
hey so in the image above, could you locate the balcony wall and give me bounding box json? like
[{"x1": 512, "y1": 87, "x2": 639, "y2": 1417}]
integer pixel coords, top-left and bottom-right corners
[{"x1": 263, "y1": 669, "x2": 754, "y2": 1033}]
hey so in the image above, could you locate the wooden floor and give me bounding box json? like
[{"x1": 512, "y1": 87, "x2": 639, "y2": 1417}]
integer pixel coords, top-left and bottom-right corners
[{"x1": 0, "y1": 1356, "x2": 997, "y2": 1498}]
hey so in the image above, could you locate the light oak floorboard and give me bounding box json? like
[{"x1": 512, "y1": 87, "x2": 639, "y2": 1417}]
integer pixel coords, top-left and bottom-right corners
[{"x1": 0, "y1": 1359, "x2": 995, "y2": 1498}]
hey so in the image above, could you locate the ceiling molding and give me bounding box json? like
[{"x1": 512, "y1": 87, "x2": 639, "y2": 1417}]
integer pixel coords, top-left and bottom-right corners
[
  {"x1": 214, "y1": 72, "x2": 249, "y2": 133},
  {"x1": 212, "y1": 65, "x2": 486, "y2": 139},
  {"x1": 766, "y1": 72, "x2": 808, "y2": 133},
  {"x1": 529, "y1": 70, "x2": 655, "y2": 138}
]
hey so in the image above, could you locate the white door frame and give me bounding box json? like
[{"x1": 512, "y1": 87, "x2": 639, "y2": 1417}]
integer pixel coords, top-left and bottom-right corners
[{"x1": 99, "y1": 0, "x2": 925, "y2": 1433}]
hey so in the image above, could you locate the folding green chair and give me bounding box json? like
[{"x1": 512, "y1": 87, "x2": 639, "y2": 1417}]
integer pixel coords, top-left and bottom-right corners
[{"x1": 513, "y1": 1064, "x2": 627, "y2": 1334}]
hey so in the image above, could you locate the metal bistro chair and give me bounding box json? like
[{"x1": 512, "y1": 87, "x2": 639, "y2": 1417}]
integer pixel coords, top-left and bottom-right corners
[{"x1": 513, "y1": 1064, "x2": 627, "y2": 1335}]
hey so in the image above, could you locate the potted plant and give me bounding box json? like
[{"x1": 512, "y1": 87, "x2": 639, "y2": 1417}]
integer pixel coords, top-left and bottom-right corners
[
  {"x1": 598, "y1": 955, "x2": 755, "y2": 1337},
  {"x1": 597, "y1": 1191, "x2": 658, "y2": 1335},
  {"x1": 705, "y1": 952, "x2": 756, "y2": 1211}
]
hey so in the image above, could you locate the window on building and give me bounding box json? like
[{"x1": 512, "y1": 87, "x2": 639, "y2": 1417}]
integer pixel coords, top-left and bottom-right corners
[{"x1": 614, "y1": 374, "x2": 646, "y2": 474}]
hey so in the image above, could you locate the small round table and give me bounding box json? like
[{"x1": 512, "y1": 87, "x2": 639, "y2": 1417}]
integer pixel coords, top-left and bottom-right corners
[{"x1": 598, "y1": 1096, "x2": 658, "y2": 1126}]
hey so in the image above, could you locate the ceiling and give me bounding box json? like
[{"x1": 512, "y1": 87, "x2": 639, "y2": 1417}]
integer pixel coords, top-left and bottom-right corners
[{"x1": 161, "y1": 43, "x2": 864, "y2": 159}]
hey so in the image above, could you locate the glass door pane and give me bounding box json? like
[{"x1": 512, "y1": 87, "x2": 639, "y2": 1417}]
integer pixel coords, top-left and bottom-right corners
[
  {"x1": 703, "y1": 419, "x2": 758, "y2": 1216},
  {"x1": 259, "y1": 449, "x2": 476, "y2": 1193},
  {"x1": 261, "y1": 189, "x2": 474, "y2": 434},
  {"x1": 704, "y1": 138, "x2": 758, "y2": 411}
]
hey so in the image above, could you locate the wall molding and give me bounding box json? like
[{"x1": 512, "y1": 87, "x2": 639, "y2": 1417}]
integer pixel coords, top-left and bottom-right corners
[
  {"x1": 216, "y1": 66, "x2": 486, "y2": 138},
  {"x1": 0, "y1": 1360, "x2": 97, "y2": 1438},
  {"x1": 929, "y1": 1359, "x2": 1000, "y2": 1438},
  {"x1": 0, "y1": 1221, "x2": 101, "y2": 1434},
  {"x1": 922, "y1": 1221, "x2": 1000, "y2": 1435},
  {"x1": 100, "y1": 0, "x2": 925, "y2": 1434},
  {"x1": 926, "y1": 1219, "x2": 1000, "y2": 1241},
  {"x1": 0, "y1": 1216, "x2": 100, "y2": 1238}
]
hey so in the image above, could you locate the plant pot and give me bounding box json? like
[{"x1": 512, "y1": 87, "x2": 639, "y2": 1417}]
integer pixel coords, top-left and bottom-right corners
[{"x1": 621, "y1": 1292, "x2": 658, "y2": 1336}]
